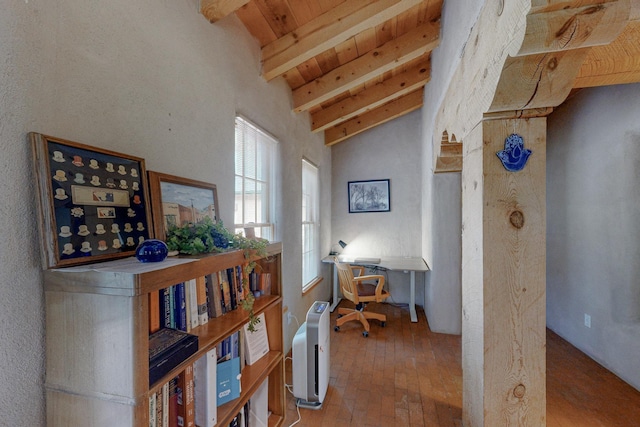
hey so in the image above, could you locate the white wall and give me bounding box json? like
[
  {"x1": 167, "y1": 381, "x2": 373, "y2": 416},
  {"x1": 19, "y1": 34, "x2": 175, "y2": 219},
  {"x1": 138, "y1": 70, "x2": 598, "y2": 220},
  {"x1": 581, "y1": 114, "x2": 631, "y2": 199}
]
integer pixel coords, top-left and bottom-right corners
[
  {"x1": 0, "y1": 0, "x2": 330, "y2": 423},
  {"x1": 418, "y1": 0, "x2": 483, "y2": 334},
  {"x1": 331, "y1": 110, "x2": 424, "y2": 305},
  {"x1": 547, "y1": 84, "x2": 640, "y2": 390}
]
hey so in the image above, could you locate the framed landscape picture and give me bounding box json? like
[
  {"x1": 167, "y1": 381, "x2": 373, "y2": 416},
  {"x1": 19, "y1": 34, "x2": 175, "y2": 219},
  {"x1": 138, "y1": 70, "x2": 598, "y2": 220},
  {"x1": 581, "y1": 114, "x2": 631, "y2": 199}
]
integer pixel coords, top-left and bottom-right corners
[
  {"x1": 348, "y1": 179, "x2": 391, "y2": 213},
  {"x1": 30, "y1": 132, "x2": 153, "y2": 268},
  {"x1": 147, "y1": 171, "x2": 219, "y2": 241}
]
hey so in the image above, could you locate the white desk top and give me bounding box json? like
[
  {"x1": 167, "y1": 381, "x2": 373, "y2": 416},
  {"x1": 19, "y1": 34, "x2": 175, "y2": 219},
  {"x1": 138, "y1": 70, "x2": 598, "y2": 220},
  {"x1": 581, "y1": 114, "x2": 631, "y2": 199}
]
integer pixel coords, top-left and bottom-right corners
[{"x1": 323, "y1": 255, "x2": 429, "y2": 272}]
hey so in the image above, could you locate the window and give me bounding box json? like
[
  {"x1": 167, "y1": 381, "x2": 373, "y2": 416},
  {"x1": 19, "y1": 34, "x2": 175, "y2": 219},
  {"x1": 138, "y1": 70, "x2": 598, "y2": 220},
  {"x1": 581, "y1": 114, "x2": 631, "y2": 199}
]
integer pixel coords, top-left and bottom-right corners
[
  {"x1": 234, "y1": 116, "x2": 277, "y2": 240},
  {"x1": 302, "y1": 158, "x2": 320, "y2": 290}
]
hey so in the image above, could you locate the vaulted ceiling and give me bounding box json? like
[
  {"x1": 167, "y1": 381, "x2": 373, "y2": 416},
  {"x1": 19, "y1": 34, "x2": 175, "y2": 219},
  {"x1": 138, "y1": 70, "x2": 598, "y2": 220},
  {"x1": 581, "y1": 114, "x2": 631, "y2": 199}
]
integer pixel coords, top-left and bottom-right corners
[
  {"x1": 199, "y1": 0, "x2": 640, "y2": 149},
  {"x1": 200, "y1": 0, "x2": 442, "y2": 146}
]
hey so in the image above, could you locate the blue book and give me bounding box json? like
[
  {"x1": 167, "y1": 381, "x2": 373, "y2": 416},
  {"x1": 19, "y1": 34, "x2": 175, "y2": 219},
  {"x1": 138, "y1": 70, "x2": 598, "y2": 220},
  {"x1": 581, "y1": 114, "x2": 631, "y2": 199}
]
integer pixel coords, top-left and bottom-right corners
[
  {"x1": 216, "y1": 356, "x2": 241, "y2": 406},
  {"x1": 173, "y1": 282, "x2": 187, "y2": 332}
]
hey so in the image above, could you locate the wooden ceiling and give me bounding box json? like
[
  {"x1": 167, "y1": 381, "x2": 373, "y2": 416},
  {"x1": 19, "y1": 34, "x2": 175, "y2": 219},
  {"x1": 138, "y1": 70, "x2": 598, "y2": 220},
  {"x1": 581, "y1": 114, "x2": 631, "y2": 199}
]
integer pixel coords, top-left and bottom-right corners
[
  {"x1": 200, "y1": 0, "x2": 442, "y2": 146},
  {"x1": 199, "y1": 1, "x2": 640, "y2": 149}
]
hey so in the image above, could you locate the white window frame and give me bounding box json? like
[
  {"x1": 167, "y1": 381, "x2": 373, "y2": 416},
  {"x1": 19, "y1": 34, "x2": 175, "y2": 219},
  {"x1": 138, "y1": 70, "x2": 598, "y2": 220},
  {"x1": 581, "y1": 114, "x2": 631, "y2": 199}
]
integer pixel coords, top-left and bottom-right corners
[
  {"x1": 302, "y1": 158, "x2": 320, "y2": 291},
  {"x1": 234, "y1": 116, "x2": 277, "y2": 241}
]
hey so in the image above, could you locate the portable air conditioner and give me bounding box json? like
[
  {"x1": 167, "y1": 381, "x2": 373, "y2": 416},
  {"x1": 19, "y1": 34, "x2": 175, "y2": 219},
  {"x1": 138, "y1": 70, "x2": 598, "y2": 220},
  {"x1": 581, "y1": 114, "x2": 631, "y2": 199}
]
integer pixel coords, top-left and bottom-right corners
[{"x1": 292, "y1": 301, "x2": 330, "y2": 409}]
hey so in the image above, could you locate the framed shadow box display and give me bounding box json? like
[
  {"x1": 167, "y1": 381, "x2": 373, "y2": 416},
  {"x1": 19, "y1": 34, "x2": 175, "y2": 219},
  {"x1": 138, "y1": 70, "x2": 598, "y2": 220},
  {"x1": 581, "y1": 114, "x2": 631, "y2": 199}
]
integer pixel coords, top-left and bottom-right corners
[
  {"x1": 147, "y1": 171, "x2": 219, "y2": 241},
  {"x1": 31, "y1": 133, "x2": 153, "y2": 268}
]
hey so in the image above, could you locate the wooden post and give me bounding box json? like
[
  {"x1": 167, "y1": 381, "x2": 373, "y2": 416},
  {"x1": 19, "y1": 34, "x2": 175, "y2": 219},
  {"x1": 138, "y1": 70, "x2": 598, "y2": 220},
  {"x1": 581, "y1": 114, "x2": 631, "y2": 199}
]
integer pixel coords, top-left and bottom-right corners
[{"x1": 462, "y1": 117, "x2": 547, "y2": 426}]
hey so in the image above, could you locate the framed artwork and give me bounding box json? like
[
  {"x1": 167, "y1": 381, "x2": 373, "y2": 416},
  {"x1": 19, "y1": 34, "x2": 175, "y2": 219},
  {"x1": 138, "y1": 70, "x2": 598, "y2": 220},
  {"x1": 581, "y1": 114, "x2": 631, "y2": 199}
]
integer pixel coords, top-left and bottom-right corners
[
  {"x1": 30, "y1": 132, "x2": 153, "y2": 268},
  {"x1": 348, "y1": 179, "x2": 391, "y2": 213},
  {"x1": 147, "y1": 171, "x2": 219, "y2": 241}
]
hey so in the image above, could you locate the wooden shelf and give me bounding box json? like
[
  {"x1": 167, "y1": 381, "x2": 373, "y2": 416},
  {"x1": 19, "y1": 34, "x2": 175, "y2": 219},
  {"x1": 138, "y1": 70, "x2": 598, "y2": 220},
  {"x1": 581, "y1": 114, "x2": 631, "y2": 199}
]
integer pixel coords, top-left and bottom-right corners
[{"x1": 44, "y1": 242, "x2": 285, "y2": 427}]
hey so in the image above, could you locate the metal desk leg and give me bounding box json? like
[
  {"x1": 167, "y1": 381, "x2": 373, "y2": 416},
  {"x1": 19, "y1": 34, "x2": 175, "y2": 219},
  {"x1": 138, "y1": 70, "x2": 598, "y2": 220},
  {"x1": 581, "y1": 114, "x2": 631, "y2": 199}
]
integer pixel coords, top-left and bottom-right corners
[
  {"x1": 330, "y1": 264, "x2": 341, "y2": 312},
  {"x1": 409, "y1": 270, "x2": 417, "y2": 322}
]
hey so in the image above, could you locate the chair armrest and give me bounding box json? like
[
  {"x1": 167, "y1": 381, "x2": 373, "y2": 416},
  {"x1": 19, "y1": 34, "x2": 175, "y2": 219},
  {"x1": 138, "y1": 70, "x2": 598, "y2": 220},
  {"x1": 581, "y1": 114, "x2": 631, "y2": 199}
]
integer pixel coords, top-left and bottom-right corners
[{"x1": 353, "y1": 275, "x2": 386, "y2": 300}]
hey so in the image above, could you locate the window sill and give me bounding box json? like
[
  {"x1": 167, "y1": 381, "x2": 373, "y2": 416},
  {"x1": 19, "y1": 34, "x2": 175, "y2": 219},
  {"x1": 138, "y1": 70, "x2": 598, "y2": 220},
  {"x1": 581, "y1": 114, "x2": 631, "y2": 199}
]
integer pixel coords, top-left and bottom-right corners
[{"x1": 302, "y1": 276, "x2": 323, "y2": 295}]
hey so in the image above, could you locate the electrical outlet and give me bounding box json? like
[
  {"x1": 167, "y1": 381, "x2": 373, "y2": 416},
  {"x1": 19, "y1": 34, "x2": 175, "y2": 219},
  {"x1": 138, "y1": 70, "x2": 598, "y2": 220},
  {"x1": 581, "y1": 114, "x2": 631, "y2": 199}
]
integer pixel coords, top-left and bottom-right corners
[{"x1": 584, "y1": 314, "x2": 591, "y2": 328}]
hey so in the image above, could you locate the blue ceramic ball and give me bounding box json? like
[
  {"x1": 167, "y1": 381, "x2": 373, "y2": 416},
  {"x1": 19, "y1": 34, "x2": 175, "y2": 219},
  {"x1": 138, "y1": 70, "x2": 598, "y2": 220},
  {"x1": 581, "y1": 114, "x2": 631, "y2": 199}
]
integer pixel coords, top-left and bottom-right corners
[{"x1": 135, "y1": 239, "x2": 169, "y2": 263}]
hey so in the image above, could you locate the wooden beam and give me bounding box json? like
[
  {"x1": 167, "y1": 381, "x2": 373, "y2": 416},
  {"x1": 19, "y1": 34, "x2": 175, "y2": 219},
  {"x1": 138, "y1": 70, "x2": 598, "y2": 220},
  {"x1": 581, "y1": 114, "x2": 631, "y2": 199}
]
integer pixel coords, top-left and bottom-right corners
[
  {"x1": 462, "y1": 118, "x2": 547, "y2": 426},
  {"x1": 520, "y1": 1, "x2": 630, "y2": 55},
  {"x1": 574, "y1": 20, "x2": 640, "y2": 88},
  {"x1": 324, "y1": 88, "x2": 423, "y2": 146},
  {"x1": 261, "y1": 0, "x2": 423, "y2": 81},
  {"x1": 200, "y1": 0, "x2": 250, "y2": 23},
  {"x1": 311, "y1": 60, "x2": 430, "y2": 132},
  {"x1": 293, "y1": 22, "x2": 439, "y2": 112},
  {"x1": 488, "y1": 49, "x2": 590, "y2": 112},
  {"x1": 434, "y1": 156, "x2": 462, "y2": 173}
]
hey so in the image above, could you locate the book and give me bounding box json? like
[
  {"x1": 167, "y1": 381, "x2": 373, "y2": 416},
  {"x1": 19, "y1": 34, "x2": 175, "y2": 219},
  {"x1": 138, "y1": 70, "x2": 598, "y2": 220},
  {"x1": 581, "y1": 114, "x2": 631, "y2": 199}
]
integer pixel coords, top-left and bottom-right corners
[
  {"x1": 195, "y1": 276, "x2": 209, "y2": 325},
  {"x1": 160, "y1": 287, "x2": 174, "y2": 329},
  {"x1": 249, "y1": 378, "x2": 268, "y2": 427},
  {"x1": 149, "y1": 328, "x2": 199, "y2": 386},
  {"x1": 149, "y1": 290, "x2": 161, "y2": 333},
  {"x1": 216, "y1": 356, "x2": 241, "y2": 406},
  {"x1": 187, "y1": 279, "x2": 199, "y2": 331},
  {"x1": 156, "y1": 385, "x2": 163, "y2": 427},
  {"x1": 226, "y1": 268, "x2": 237, "y2": 310},
  {"x1": 168, "y1": 378, "x2": 178, "y2": 427},
  {"x1": 205, "y1": 273, "x2": 223, "y2": 318},
  {"x1": 183, "y1": 364, "x2": 195, "y2": 427},
  {"x1": 219, "y1": 271, "x2": 232, "y2": 313},
  {"x1": 149, "y1": 392, "x2": 157, "y2": 427},
  {"x1": 194, "y1": 347, "x2": 217, "y2": 427},
  {"x1": 162, "y1": 381, "x2": 170, "y2": 427},
  {"x1": 174, "y1": 283, "x2": 187, "y2": 332},
  {"x1": 176, "y1": 373, "x2": 185, "y2": 427},
  {"x1": 243, "y1": 312, "x2": 269, "y2": 365}
]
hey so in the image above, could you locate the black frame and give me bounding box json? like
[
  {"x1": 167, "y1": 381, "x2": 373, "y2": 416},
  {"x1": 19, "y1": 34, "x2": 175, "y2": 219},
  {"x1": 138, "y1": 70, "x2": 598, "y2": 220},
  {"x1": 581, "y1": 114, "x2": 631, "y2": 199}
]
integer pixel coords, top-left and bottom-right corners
[{"x1": 348, "y1": 179, "x2": 391, "y2": 213}]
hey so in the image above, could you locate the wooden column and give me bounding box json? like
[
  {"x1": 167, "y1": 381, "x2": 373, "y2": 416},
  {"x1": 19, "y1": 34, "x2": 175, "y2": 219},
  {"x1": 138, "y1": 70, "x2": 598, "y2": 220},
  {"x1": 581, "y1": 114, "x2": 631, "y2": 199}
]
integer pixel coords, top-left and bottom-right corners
[{"x1": 462, "y1": 117, "x2": 547, "y2": 426}]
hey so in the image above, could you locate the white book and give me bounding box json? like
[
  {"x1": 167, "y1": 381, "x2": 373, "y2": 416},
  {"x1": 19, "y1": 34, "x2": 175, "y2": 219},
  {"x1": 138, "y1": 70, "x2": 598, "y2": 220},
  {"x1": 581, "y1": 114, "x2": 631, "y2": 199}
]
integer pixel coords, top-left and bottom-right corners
[
  {"x1": 149, "y1": 392, "x2": 157, "y2": 427},
  {"x1": 194, "y1": 347, "x2": 217, "y2": 427},
  {"x1": 188, "y1": 279, "x2": 199, "y2": 330},
  {"x1": 243, "y1": 312, "x2": 269, "y2": 365},
  {"x1": 162, "y1": 381, "x2": 169, "y2": 427},
  {"x1": 249, "y1": 378, "x2": 269, "y2": 427}
]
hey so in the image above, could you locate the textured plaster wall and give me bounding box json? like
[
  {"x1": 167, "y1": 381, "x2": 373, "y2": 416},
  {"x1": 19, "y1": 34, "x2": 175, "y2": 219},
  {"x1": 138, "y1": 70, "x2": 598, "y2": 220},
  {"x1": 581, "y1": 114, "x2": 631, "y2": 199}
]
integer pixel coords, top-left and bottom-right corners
[
  {"x1": 331, "y1": 110, "x2": 424, "y2": 305},
  {"x1": 0, "y1": 0, "x2": 330, "y2": 424},
  {"x1": 418, "y1": 0, "x2": 483, "y2": 334},
  {"x1": 547, "y1": 84, "x2": 640, "y2": 390}
]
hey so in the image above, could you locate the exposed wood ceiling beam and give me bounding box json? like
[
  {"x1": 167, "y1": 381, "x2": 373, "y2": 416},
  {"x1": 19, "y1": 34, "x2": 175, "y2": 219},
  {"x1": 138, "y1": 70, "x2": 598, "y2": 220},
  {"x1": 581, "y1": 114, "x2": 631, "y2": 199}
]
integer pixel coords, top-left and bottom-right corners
[
  {"x1": 261, "y1": 0, "x2": 424, "y2": 81},
  {"x1": 311, "y1": 59, "x2": 430, "y2": 132},
  {"x1": 574, "y1": 21, "x2": 640, "y2": 88},
  {"x1": 293, "y1": 22, "x2": 439, "y2": 112},
  {"x1": 324, "y1": 88, "x2": 423, "y2": 146},
  {"x1": 201, "y1": 0, "x2": 250, "y2": 23}
]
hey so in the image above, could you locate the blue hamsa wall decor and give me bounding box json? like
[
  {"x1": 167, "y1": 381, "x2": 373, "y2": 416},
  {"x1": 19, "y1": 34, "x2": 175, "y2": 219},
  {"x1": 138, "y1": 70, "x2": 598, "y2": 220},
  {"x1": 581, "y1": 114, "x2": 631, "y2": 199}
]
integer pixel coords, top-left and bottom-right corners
[{"x1": 496, "y1": 133, "x2": 531, "y2": 172}]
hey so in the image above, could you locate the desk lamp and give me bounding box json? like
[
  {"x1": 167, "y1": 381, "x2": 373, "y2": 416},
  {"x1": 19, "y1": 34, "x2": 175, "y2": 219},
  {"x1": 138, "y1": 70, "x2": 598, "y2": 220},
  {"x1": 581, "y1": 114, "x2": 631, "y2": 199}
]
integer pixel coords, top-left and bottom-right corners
[{"x1": 329, "y1": 240, "x2": 348, "y2": 255}]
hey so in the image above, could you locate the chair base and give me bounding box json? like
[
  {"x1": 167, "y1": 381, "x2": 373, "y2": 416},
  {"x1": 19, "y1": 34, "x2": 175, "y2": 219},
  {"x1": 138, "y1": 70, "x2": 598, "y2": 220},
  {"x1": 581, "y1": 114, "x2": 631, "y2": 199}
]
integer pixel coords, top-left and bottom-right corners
[{"x1": 336, "y1": 306, "x2": 386, "y2": 333}]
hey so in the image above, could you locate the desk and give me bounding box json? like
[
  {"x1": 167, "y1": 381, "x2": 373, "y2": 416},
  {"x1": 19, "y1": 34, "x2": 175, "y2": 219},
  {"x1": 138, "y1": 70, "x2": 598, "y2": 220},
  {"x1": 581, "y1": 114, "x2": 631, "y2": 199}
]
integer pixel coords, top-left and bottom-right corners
[{"x1": 322, "y1": 255, "x2": 429, "y2": 322}]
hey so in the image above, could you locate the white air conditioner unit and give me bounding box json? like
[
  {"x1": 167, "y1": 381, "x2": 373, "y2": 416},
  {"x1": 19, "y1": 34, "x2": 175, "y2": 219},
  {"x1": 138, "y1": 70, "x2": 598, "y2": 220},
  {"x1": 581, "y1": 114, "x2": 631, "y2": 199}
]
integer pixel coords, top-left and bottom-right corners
[{"x1": 292, "y1": 301, "x2": 330, "y2": 409}]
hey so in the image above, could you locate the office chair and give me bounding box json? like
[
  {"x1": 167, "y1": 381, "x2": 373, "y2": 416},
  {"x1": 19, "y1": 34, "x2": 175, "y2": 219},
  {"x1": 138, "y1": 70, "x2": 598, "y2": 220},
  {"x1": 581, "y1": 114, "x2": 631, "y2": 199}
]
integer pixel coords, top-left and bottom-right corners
[{"x1": 333, "y1": 259, "x2": 390, "y2": 337}]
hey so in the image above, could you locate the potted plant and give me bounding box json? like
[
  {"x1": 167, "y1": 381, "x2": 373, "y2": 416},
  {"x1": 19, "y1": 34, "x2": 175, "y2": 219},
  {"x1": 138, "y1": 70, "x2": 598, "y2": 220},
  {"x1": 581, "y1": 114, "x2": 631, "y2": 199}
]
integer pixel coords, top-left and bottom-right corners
[{"x1": 165, "y1": 217, "x2": 268, "y2": 331}]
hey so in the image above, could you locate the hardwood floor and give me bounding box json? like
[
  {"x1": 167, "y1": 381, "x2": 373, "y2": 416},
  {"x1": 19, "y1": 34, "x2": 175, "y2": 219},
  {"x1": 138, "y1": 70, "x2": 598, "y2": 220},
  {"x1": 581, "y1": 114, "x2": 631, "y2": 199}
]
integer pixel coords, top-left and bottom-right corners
[{"x1": 284, "y1": 301, "x2": 640, "y2": 426}]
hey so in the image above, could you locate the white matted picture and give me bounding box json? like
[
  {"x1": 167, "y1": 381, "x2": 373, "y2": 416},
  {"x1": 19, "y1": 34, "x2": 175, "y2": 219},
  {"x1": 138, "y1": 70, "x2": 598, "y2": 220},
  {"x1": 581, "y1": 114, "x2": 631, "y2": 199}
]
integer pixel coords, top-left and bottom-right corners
[{"x1": 348, "y1": 179, "x2": 390, "y2": 213}]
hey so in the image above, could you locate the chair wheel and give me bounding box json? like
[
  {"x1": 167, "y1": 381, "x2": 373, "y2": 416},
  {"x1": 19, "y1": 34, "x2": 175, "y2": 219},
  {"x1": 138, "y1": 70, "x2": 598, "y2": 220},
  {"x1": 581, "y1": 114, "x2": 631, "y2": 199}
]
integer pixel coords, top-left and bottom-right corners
[
  {"x1": 381, "y1": 321, "x2": 386, "y2": 327},
  {"x1": 362, "y1": 331, "x2": 369, "y2": 337},
  {"x1": 334, "y1": 326, "x2": 340, "y2": 332}
]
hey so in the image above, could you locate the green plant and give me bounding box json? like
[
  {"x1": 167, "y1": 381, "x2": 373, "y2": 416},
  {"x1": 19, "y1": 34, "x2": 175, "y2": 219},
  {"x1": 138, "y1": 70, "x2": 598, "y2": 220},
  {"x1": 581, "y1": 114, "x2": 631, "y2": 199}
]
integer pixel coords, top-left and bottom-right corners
[{"x1": 165, "y1": 217, "x2": 268, "y2": 331}]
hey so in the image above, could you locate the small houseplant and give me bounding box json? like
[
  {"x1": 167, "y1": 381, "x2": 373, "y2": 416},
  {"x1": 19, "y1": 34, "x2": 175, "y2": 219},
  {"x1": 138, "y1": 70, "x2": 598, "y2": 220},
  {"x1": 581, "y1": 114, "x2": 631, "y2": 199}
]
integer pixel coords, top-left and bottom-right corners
[{"x1": 165, "y1": 217, "x2": 268, "y2": 331}]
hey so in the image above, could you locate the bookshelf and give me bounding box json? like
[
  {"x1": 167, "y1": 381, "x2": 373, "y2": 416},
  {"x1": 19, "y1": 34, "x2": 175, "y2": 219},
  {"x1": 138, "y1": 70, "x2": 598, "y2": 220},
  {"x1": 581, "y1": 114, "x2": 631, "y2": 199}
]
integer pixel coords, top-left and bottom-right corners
[{"x1": 44, "y1": 242, "x2": 285, "y2": 427}]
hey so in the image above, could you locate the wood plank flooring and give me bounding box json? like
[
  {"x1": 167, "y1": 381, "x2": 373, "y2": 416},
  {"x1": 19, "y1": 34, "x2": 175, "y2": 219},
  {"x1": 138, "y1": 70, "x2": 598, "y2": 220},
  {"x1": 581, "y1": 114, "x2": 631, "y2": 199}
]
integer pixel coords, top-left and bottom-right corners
[{"x1": 284, "y1": 301, "x2": 640, "y2": 426}]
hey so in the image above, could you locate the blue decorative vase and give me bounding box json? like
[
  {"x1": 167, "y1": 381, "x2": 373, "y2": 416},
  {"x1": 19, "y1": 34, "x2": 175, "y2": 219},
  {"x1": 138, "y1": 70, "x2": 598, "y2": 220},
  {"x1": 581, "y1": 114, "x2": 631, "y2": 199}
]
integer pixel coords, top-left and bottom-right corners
[{"x1": 135, "y1": 239, "x2": 169, "y2": 263}]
